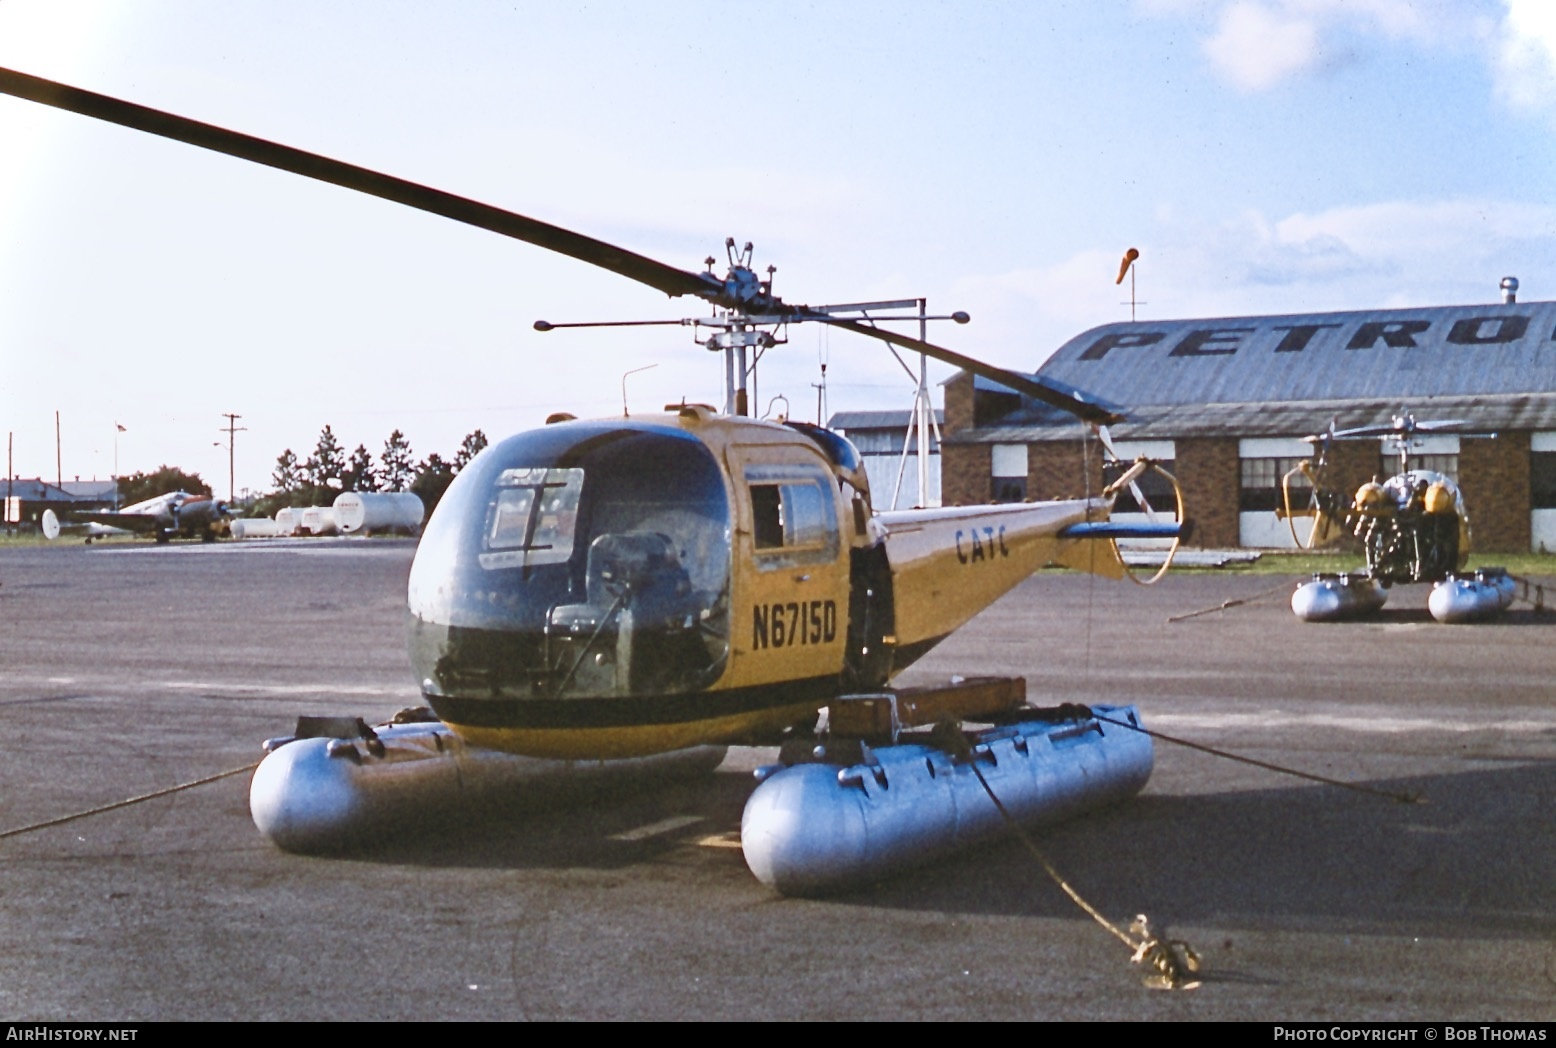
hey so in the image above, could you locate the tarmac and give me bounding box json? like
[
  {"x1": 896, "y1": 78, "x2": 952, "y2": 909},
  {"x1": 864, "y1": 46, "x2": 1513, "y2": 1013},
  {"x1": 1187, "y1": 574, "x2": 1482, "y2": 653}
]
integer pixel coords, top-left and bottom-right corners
[{"x1": 2, "y1": 537, "x2": 1553, "y2": 1020}]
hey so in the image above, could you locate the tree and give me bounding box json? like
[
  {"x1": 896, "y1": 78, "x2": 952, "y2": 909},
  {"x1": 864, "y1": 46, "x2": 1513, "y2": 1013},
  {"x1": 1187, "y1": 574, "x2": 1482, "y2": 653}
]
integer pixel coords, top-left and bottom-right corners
[
  {"x1": 119, "y1": 466, "x2": 211, "y2": 506},
  {"x1": 340, "y1": 444, "x2": 379, "y2": 492},
  {"x1": 454, "y1": 429, "x2": 489, "y2": 471},
  {"x1": 304, "y1": 425, "x2": 346, "y2": 493},
  {"x1": 271, "y1": 449, "x2": 300, "y2": 494},
  {"x1": 410, "y1": 452, "x2": 457, "y2": 516},
  {"x1": 380, "y1": 430, "x2": 415, "y2": 492}
]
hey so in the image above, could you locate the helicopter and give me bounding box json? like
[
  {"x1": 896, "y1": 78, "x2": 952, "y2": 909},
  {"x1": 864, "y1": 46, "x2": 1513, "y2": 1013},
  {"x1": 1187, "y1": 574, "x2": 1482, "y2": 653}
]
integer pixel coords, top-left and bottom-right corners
[
  {"x1": 1278, "y1": 411, "x2": 1515, "y2": 623},
  {"x1": 0, "y1": 67, "x2": 1187, "y2": 893}
]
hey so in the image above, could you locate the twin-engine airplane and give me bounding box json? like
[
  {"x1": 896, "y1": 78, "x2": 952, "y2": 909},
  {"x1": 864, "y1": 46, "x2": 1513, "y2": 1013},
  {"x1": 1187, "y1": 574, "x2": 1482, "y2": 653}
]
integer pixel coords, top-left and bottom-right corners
[
  {"x1": 1280, "y1": 412, "x2": 1514, "y2": 623},
  {"x1": 42, "y1": 490, "x2": 232, "y2": 544},
  {"x1": 0, "y1": 68, "x2": 1187, "y2": 897}
]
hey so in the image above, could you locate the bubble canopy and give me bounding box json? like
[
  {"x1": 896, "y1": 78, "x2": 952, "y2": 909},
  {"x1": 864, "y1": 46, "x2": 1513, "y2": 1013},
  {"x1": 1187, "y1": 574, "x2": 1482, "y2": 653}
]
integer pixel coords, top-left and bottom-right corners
[{"x1": 408, "y1": 421, "x2": 732, "y2": 710}]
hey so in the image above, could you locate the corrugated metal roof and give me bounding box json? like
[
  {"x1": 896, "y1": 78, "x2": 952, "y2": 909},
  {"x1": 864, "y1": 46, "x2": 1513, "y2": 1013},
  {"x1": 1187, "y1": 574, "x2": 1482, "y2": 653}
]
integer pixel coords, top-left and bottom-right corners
[
  {"x1": 946, "y1": 392, "x2": 1556, "y2": 444},
  {"x1": 951, "y1": 300, "x2": 1556, "y2": 442},
  {"x1": 2, "y1": 479, "x2": 68, "y2": 500},
  {"x1": 1037, "y1": 300, "x2": 1556, "y2": 406},
  {"x1": 830, "y1": 411, "x2": 943, "y2": 454},
  {"x1": 828, "y1": 409, "x2": 944, "y2": 430},
  {"x1": 59, "y1": 479, "x2": 117, "y2": 498},
  {"x1": 0, "y1": 478, "x2": 115, "y2": 502}
]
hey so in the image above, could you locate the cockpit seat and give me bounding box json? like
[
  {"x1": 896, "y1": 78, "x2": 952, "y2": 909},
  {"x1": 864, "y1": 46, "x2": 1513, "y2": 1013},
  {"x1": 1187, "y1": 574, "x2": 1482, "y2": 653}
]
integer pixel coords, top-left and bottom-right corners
[{"x1": 547, "y1": 531, "x2": 693, "y2": 636}]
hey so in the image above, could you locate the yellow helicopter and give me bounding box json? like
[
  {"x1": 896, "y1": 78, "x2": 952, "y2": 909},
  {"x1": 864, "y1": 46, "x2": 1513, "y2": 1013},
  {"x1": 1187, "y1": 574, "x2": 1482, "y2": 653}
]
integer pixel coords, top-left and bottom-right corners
[
  {"x1": 1278, "y1": 412, "x2": 1514, "y2": 623},
  {"x1": 0, "y1": 67, "x2": 1185, "y2": 891}
]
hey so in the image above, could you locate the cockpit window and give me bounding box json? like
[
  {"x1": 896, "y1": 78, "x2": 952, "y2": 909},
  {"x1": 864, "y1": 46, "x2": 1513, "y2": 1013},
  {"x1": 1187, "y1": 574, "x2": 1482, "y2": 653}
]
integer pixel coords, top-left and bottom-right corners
[
  {"x1": 745, "y1": 463, "x2": 838, "y2": 564},
  {"x1": 407, "y1": 423, "x2": 732, "y2": 702},
  {"x1": 481, "y1": 467, "x2": 585, "y2": 570}
]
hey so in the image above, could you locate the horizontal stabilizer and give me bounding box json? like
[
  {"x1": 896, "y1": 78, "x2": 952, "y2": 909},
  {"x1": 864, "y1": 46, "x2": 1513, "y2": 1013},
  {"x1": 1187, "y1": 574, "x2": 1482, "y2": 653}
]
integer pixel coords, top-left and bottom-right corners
[{"x1": 1059, "y1": 520, "x2": 1193, "y2": 541}]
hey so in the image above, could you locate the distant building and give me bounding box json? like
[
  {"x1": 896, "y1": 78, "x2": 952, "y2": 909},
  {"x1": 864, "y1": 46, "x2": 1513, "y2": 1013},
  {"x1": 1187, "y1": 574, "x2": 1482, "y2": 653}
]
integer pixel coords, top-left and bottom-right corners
[
  {"x1": 941, "y1": 293, "x2": 1556, "y2": 553},
  {"x1": 828, "y1": 409, "x2": 943, "y2": 509},
  {"x1": 59, "y1": 478, "x2": 118, "y2": 501},
  {"x1": 4, "y1": 477, "x2": 116, "y2": 530}
]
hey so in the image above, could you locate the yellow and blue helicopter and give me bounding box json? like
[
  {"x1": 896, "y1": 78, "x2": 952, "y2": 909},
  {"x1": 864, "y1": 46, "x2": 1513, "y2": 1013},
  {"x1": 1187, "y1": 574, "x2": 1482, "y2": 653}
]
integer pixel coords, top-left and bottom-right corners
[{"x1": 0, "y1": 67, "x2": 1186, "y2": 894}]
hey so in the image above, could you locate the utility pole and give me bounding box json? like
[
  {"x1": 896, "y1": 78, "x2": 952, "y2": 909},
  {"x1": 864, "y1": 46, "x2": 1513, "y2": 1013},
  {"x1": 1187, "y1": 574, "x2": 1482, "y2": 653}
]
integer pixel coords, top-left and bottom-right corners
[{"x1": 219, "y1": 413, "x2": 247, "y2": 504}]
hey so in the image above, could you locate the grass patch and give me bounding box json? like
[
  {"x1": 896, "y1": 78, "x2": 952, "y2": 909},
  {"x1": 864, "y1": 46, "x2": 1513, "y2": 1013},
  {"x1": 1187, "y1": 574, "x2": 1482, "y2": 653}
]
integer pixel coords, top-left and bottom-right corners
[
  {"x1": 0, "y1": 532, "x2": 156, "y2": 550},
  {"x1": 1169, "y1": 548, "x2": 1556, "y2": 578},
  {"x1": 0, "y1": 532, "x2": 63, "y2": 549}
]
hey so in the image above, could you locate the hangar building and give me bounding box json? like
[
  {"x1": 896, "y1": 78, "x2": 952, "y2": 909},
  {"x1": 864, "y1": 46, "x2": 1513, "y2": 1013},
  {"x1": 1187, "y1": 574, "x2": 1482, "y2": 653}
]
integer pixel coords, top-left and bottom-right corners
[
  {"x1": 827, "y1": 409, "x2": 943, "y2": 510},
  {"x1": 940, "y1": 294, "x2": 1556, "y2": 553},
  {"x1": 3, "y1": 477, "x2": 116, "y2": 531}
]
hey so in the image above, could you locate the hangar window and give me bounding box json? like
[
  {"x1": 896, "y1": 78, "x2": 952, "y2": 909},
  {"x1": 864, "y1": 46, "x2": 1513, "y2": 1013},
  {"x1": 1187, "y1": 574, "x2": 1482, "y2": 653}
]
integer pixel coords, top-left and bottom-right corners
[
  {"x1": 990, "y1": 443, "x2": 1027, "y2": 503},
  {"x1": 1390, "y1": 453, "x2": 1457, "y2": 481},
  {"x1": 1110, "y1": 459, "x2": 1177, "y2": 514},
  {"x1": 1239, "y1": 458, "x2": 1310, "y2": 513},
  {"x1": 1532, "y1": 452, "x2": 1556, "y2": 509}
]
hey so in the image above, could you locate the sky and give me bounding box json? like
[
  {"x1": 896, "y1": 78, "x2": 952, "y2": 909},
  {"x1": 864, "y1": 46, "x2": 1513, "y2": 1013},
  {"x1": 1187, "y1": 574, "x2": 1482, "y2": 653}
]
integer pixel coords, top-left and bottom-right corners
[{"x1": 1, "y1": 1, "x2": 1553, "y2": 499}]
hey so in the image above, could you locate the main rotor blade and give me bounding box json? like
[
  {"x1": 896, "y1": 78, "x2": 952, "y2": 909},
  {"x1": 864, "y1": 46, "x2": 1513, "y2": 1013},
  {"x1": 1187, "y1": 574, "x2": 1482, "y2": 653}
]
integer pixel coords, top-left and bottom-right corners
[
  {"x1": 0, "y1": 67, "x2": 1117, "y2": 424},
  {"x1": 0, "y1": 67, "x2": 719, "y2": 301},
  {"x1": 810, "y1": 313, "x2": 1123, "y2": 425},
  {"x1": 1317, "y1": 419, "x2": 1481, "y2": 441}
]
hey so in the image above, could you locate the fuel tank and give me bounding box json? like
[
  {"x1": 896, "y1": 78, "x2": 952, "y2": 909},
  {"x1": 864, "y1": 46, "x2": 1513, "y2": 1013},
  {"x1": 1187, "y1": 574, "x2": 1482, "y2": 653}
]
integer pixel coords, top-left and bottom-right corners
[
  {"x1": 1290, "y1": 572, "x2": 1388, "y2": 622},
  {"x1": 740, "y1": 704, "x2": 1151, "y2": 896},
  {"x1": 332, "y1": 490, "x2": 424, "y2": 535},
  {"x1": 300, "y1": 506, "x2": 338, "y2": 536},
  {"x1": 230, "y1": 518, "x2": 283, "y2": 539},
  {"x1": 274, "y1": 507, "x2": 303, "y2": 536}
]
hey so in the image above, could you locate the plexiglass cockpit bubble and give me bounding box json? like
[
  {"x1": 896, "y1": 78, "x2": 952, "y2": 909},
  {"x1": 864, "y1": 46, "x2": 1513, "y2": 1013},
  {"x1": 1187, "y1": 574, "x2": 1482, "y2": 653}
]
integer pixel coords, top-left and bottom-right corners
[{"x1": 408, "y1": 422, "x2": 731, "y2": 708}]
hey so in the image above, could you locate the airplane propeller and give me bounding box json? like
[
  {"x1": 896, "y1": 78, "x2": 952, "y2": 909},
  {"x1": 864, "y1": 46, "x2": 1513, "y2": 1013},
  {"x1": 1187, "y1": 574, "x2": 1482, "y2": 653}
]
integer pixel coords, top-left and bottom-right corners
[{"x1": 0, "y1": 66, "x2": 1120, "y2": 426}]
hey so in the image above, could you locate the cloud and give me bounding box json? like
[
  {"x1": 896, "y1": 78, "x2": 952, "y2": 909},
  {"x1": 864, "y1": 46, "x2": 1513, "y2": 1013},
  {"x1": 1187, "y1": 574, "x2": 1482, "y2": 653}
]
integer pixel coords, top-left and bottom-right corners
[
  {"x1": 1184, "y1": 1, "x2": 1556, "y2": 122},
  {"x1": 1271, "y1": 198, "x2": 1556, "y2": 264},
  {"x1": 1203, "y1": 3, "x2": 1322, "y2": 91},
  {"x1": 1191, "y1": 0, "x2": 1474, "y2": 92},
  {"x1": 949, "y1": 196, "x2": 1556, "y2": 366},
  {"x1": 1492, "y1": 0, "x2": 1556, "y2": 112},
  {"x1": 1173, "y1": 197, "x2": 1556, "y2": 311}
]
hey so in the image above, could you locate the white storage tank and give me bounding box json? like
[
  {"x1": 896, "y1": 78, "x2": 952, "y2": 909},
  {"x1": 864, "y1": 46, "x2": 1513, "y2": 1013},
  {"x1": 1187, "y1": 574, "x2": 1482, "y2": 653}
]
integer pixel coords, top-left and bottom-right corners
[
  {"x1": 300, "y1": 506, "x2": 337, "y2": 536},
  {"x1": 274, "y1": 507, "x2": 303, "y2": 536},
  {"x1": 332, "y1": 491, "x2": 424, "y2": 535},
  {"x1": 231, "y1": 518, "x2": 283, "y2": 539}
]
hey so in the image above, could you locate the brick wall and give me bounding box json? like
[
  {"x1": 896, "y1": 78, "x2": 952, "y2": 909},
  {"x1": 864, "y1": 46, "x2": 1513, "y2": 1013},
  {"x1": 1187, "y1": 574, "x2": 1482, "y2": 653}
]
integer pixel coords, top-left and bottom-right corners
[
  {"x1": 942, "y1": 440, "x2": 1107, "y2": 505},
  {"x1": 934, "y1": 398, "x2": 1540, "y2": 551},
  {"x1": 941, "y1": 443, "x2": 990, "y2": 506},
  {"x1": 1458, "y1": 433, "x2": 1530, "y2": 553},
  {"x1": 943, "y1": 372, "x2": 975, "y2": 437},
  {"x1": 1323, "y1": 440, "x2": 1381, "y2": 504},
  {"x1": 1028, "y1": 441, "x2": 1104, "y2": 501},
  {"x1": 1175, "y1": 437, "x2": 1239, "y2": 548}
]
